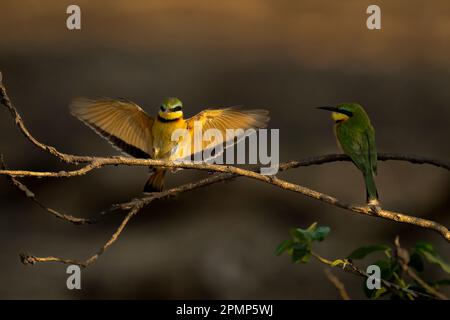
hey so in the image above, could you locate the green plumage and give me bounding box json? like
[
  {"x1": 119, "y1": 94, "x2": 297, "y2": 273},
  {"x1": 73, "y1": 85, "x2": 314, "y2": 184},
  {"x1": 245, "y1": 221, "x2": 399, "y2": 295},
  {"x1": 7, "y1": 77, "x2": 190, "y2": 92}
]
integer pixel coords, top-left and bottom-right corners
[{"x1": 320, "y1": 103, "x2": 379, "y2": 204}]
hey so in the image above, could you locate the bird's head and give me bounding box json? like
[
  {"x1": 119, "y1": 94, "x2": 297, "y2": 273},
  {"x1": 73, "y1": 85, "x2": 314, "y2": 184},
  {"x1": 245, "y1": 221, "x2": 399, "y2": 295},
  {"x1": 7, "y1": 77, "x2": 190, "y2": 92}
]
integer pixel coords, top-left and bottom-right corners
[
  {"x1": 317, "y1": 103, "x2": 366, "y2": 123},
  {"x1": 159, "y1": 97, "x2": 183, "y2": 120}
]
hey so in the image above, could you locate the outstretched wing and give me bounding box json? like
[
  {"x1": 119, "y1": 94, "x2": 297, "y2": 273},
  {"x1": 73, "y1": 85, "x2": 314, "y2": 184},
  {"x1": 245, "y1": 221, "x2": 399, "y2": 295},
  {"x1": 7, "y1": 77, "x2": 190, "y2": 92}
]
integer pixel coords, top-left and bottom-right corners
[
  {"x1": 183, "y1": 108, "x2": 269, "y2": 160},
  {"x1": 70, "y1": 98, "x2": 154, "y2": 158}
]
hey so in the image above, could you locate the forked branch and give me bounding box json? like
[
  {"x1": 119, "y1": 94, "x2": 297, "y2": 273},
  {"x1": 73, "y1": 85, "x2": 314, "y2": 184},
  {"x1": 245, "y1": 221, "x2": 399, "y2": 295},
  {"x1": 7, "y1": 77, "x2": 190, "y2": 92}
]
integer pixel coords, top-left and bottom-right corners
[{"x1": 1, "y1": 71, "x2": 449, "y2": 269}]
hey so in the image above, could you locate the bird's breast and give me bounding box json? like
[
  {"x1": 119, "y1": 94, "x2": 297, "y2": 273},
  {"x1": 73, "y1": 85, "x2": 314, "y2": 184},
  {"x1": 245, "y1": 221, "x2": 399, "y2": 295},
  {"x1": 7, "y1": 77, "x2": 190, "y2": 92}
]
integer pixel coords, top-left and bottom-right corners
[{"x1": 152, "y1": 118, "x2": 187, "y2": 159}]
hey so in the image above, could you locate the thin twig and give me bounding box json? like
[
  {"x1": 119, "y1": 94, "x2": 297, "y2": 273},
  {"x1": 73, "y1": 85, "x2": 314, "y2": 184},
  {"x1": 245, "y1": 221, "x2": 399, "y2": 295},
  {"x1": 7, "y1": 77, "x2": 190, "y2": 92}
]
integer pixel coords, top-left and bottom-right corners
[
  {"x1": 324, "y1": 269, "x2": 351, "y2": 300},
  {"x1": 20, "y1": 173, "x2": 233, "y2": 267},
  {"x1": 311, "y1": 251, "x2": 434, "y2": 299},
  {"x1": 0, "y1": 74, "x2": 93, "y2": 164},
  {"x1": 405, "y1": 268, "x2": 448, "y2": 300},
  {"x1": 21, "y1": 207, "x2": 139, "y2": 268},
  {"x1": 394, "y1": 236, "x2": 448, "y2": 300},
  {"x1": 17, "y1": 173, "x2": 238, "y2": 266},
  {"x1": 0, "y1": 155, "x2": 94, "y2": 225}
]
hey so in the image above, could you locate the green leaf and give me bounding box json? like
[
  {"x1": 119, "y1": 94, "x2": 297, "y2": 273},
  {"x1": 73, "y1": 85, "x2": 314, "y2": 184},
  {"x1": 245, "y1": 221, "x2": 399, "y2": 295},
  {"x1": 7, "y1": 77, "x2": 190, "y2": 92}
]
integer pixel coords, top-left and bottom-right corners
[
  {"x1": 408, "y1": 252, "x2": 424, "y2": 272},
  {"x1": 291, "y1": 222, "x2": 330, "y2": 244},
  {"x1": 347, "y1": 245, "x2": 391, "y2": 260},
  {"x1": 363, "y1": 260, "x2": 393, "y2": 299},
  {"x1": 278, "y1": 223, "x2": 329, "y2": 265},
  {"x1": 430, "y1": 279, "x2": 450, "y2": 288},
  {"x1": 415, "y1": 241, "x2": 450, "y2": 274},
  {"x1": 372, "y1": 287, "x2": 388, "y2": 299},
  {"x1": 290, "y1": 228, "x2": 310, "y2": 243},
  {"x1": 311, "y1": 226, "x2": 330, "y2": 241},
  {"x1": 363, "y1": 280, "x2": 389, "y2": 299},
  {"x1": 275, "y1": 239, "x2": 293, "y2": 256},
  {"x1": 291, "y1": 243, "x2": 310, "y2": 263},
  {"x1": 374, "y1": 259, "x2": 394, "y2": 281}
]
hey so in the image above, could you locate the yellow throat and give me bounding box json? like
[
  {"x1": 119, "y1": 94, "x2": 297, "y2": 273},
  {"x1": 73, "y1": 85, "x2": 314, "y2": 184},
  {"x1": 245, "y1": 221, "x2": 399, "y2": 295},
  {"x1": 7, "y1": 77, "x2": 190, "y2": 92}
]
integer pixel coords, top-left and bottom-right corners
[
  {"x1": 332, "y1": 112, "x2": 349, "y2": 122},
  {"x1": 158, "y1": 110, "x2": 183, "y2": 120}
]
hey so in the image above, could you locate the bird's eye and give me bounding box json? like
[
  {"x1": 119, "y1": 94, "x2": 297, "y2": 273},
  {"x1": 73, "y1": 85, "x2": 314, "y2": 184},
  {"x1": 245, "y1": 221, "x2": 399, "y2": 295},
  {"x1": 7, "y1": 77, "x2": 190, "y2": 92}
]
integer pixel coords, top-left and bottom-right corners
[
  {"x1": 171, "y1": 106, "x2": 182, "y2": 112},
  {"x1": 160, "y1": 105, "x2": 166, "y2": 111}
]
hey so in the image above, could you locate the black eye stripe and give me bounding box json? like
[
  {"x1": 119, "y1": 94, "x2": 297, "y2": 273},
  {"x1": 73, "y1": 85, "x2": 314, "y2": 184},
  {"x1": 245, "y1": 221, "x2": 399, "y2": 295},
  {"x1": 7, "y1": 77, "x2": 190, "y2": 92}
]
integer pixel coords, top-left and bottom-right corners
[
  {"x1": 160, "y1": 105, "x2": 165, "y2": 111},
  {"x1": 171, "y1": 106, "x2": 182, "y2": 112},
  {"x1": 339, "y1": 109, "x2": 354, "y2": 117}
]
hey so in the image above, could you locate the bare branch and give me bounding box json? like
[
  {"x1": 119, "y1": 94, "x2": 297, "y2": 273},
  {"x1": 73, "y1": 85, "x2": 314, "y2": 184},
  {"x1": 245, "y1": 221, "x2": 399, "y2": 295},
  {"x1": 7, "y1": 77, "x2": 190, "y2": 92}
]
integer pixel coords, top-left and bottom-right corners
[
  {"x1": 394, "y1": 236, "x2": 448, "y2": 300},
  {"x1": 311, "y1": 252, "x2": 434, "y2": 300},
  {"x1": 18, "y1": 173, "x2": 234, "y2": 267},
  {"x1": 1, "y1": 74, "x2": 448, "y2": 172},
  {"x1": 0, "y1": 154, "x2": 448, "y2": 179},
  {"x1": 21, "y1": 207, "x2": 139, "y2": 267},
  {"x1": 0, "y1": 75, "x2": 93, "y2": 164},
  {"x1": 3, "y1": 155, "x2": 448, "y2": 242},
  {"x1": 324, "y1": 269, "x2": 351, "y2": 300},
  {"x1": 0, "y1": 155, "x2": 94, "y2": 225},
  {"x1": 1, "y1": 71, "x2": 449, "y2": 268},
  {"x1": 17, "y1": 173, "x2": 241, "y2": 266}
]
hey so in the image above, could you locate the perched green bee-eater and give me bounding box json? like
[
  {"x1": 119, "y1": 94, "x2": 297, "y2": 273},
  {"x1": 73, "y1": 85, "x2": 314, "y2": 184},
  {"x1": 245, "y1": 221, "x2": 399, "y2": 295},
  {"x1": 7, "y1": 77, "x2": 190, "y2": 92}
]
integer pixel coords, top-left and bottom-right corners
[{"x1": 318, "y1": 103, "x2": 379, "y2": 205}]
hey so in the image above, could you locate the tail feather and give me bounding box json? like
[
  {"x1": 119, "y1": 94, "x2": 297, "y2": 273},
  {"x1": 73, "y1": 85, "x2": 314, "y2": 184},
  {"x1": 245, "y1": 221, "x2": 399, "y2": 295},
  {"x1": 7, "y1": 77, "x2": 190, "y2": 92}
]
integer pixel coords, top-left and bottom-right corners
[
  {"x1": 364, "y1": 172, "x2": 379, "y2": 205},
  {"x1": 143, "y1": 169, "x2": 166, "y2": 192}
]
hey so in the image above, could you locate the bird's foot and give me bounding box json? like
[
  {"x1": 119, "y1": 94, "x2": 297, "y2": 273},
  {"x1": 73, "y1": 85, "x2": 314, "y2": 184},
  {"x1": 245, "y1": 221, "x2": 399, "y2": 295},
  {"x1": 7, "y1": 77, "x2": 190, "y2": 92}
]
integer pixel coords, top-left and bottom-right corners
[{"x1": 368, "y1": 199, "x2": 382, "y2": 215}]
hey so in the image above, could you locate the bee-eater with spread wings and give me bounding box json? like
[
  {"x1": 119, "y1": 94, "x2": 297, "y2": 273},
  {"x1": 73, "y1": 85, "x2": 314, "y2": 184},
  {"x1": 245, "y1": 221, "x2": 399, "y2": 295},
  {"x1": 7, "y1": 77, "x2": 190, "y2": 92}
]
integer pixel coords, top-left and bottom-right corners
[
  {"x1": 318, "y1": 103, "x2": 379, "y2": 206},
  {"x1": 71, "y1": 97, "x2": 269, "y2": 192}
]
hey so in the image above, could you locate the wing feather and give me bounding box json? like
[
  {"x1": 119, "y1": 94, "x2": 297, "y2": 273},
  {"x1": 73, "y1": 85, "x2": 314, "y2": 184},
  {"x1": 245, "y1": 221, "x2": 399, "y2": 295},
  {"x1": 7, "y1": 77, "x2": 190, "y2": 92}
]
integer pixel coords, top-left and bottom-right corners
[
  {"x1": 70, "y1": 98, "x2": 154, "y2": 158},
  {"x1": 337, "y1": 125, "x2": 367, "y2": 173},
  {"x1": 184, "y1": 108, "x2": 269, "y2": 160},
  {"x1": 366, "y1": 126, "x2": 377, "y2": 175}
]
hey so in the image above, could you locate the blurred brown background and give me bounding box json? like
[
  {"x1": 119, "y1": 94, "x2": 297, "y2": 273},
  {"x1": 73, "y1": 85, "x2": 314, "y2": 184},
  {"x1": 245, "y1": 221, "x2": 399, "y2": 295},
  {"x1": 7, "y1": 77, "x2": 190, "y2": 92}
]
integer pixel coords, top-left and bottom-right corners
[{"x1": 0, "y1": 0, "x2": 449, "y2": 299}]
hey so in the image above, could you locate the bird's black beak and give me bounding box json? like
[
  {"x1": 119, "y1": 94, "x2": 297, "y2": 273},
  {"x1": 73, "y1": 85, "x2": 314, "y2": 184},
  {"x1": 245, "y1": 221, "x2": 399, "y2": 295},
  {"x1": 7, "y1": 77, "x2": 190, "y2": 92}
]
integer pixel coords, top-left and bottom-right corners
[{"x1": 317, "y1": 106, "x2": 339, "y2": 112}]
